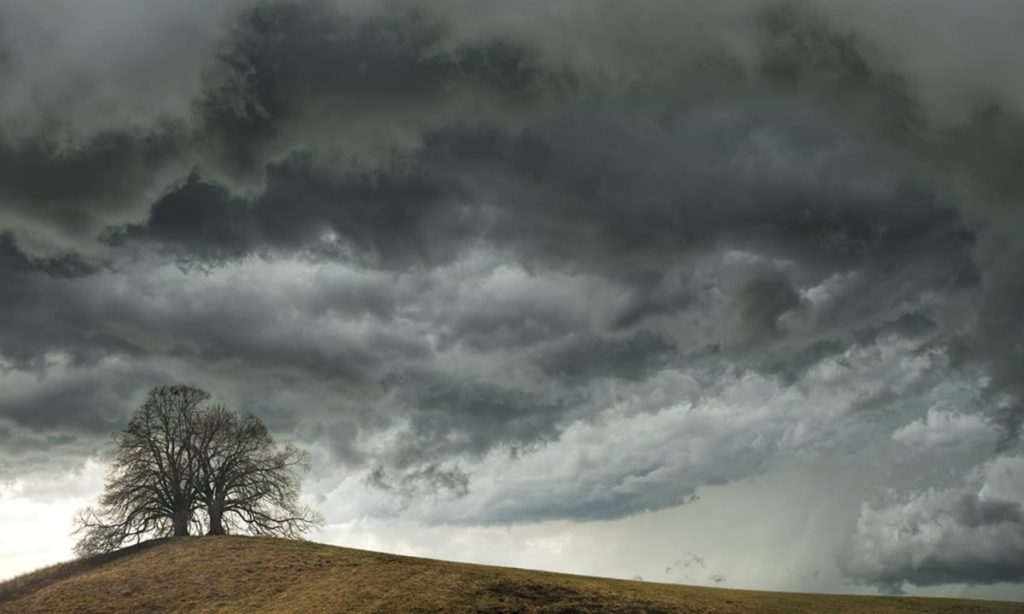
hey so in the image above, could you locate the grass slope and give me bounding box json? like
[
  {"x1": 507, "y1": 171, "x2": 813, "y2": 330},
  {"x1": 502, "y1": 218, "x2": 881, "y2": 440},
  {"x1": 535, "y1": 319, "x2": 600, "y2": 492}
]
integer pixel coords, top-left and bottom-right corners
[{"x1": 0, "y1": 536, "x2": 1019, "y2": 613}]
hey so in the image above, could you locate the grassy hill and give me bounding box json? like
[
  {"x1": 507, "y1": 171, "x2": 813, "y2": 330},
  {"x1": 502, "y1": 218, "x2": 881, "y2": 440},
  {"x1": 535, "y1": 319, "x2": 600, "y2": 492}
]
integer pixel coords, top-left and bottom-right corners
[{"x1": 0, "y1": 536, "x2": 1019, "y2": 613}]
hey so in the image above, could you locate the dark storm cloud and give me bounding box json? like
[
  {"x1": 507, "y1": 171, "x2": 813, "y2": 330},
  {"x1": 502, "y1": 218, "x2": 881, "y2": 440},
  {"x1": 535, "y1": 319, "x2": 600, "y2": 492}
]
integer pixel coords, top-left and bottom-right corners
[
  {"x1": 0, "y1": 355, "x2": 174, "y2": 478},
  {"x1": 0, "y1": 249, "x2": 563, "y2": 471},
  {"x1": 762, "y1": 311, "x2": 943, "y2": 385},
  {"x1": 385, "y1": 369, "x2": 568, "y2": 464},
  {"x1": 194, "y1": 1, "x2": 556, "y2": 186},
  {"x1": 89, "y1": 99, "x2": 980, "y2": 495},
  {"x1": 366, "y1": 463, "x2": 470, "y2": 500},
  {"x1": 0, "y1": 257, "x2": 430, "y2": 380},
  {"x1": 0, "y1": 130, "x2": 187, "y2": 254},
  {"x1": 0, "y1": 0, "x2": 555, "y2": 257},
  {"x1": 750, "y1": 3, "x2": 1024, "y2": 445},
  {"x1": 108, "y1": 175, "x2": 254, "y2": 262},
  {"x1": 846, "y1": 455, "x2": 1024, "y2": 592},
  {"x1": 540, "y1": 331, "x2": 677, "y2": 383},
  {"x1": 0, "y1": 3, "x2": 978, "y2": 428},
  {"x1": 117, "y1": 104, "x2": 977, "y2": 296},
  {"x1": 0, "y1": 132, "x2": 177, "y2": 213},
  {"x1": 436, "y1": 283, "x2": 586, "y2": 352},
  {"x1": 737, "y1": 275, "x2": 801, "y2": 342},
  {"x1": 111, "y1": 153, "x2": 476, "y2": 269},
  {"x1": 88, "y1": 0, "x2": 973, "y2": 294},
  {"x1": 760, "y1": 339, "x2": 846, "y2": 386},
  {"x1": 1, "y1": 376, "x2": 120, "y2": 434},
  {"x1": 875, "y1": 313, "x2": 939, "y2": 341},
  {"x1": 0, "y1": 233, "x2": 93, "y2": 279},
  {"x1": 0, "y1": 1, "x2": 982, "y2": 473},
  {"x1": 955, "y1": 495, "x2": 1024, "y2": 528}
]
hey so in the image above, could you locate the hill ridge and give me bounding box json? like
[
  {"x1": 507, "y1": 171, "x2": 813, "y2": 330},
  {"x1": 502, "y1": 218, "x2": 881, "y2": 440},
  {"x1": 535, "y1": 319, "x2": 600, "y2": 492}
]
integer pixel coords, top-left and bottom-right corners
[{"x1": 1, "y1": 536, "x2": 1019, "y2": 613}]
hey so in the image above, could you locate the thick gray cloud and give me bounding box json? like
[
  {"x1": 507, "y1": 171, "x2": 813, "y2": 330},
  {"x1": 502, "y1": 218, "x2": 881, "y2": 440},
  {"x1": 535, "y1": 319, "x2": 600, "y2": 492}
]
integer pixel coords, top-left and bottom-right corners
[
  {"x1": 539, "y1": 330, "x2": 677, "y2": 383},
  {"x1": 1, "y1": 0, "x2": 1023, "y2": 595},
  {"x1": 846, "y1": 454, "x2": 1024, "y2": 592}
]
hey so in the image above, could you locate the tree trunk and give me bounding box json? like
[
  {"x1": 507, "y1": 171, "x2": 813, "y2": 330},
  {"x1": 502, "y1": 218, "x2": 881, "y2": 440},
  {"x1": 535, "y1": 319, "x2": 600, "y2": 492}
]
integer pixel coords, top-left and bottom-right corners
[
  {"x1": 207, "y1": 506, "x2": 225, "y2": 535},
  {"x1": 172, "y1": 508, "x2": 190, "y2": 536}
]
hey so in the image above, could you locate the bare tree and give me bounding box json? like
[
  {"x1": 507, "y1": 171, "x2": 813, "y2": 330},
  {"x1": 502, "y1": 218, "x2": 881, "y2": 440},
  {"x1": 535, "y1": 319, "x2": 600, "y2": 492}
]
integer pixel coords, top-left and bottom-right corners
[
  {"x1": 193, "y1": 405, "x2": 322, "y2": 537},
  {"x1": 74, "y1": 386, "x2": 208, "y2": 556},
  {"x1": 74, "y1": 386, "x2": 320, "y2": 556}
]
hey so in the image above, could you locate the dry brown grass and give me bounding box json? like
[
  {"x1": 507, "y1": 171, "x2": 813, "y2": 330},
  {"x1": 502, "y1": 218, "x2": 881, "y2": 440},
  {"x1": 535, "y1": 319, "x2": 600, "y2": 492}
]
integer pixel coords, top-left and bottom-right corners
[{"x1": 0, "y1": 536, "x2": 1019, "y2": 613}]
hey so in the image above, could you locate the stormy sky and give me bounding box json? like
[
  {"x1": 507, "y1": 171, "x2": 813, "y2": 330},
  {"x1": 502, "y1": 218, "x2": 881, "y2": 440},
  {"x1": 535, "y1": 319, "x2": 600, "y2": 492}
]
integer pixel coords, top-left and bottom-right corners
[{"x1": 2, "y1": 0, "x2": 1024, "y2": 599}]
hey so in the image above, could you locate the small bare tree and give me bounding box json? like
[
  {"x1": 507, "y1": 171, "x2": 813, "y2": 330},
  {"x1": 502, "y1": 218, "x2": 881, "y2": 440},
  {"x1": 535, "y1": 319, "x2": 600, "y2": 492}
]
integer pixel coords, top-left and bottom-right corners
[{"x1": 74, "y1": 386, "x2": 320, "y2": 556}]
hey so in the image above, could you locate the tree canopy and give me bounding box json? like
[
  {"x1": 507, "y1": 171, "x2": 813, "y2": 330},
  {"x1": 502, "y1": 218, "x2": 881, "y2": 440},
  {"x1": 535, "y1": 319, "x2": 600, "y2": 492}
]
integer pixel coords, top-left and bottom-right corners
[{"x1": 74, "y1": 385, "x2": 321, "y2": 556}]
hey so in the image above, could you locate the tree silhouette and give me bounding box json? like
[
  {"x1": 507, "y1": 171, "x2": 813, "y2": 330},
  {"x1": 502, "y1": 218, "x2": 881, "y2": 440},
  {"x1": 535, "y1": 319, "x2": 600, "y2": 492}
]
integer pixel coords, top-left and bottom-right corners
[
  {"x1": 74, "y1": 385, "x2": 320, "y2": 556},
  {"x1": 193, "y1": 405, "x2": 319, "y2": 537}
]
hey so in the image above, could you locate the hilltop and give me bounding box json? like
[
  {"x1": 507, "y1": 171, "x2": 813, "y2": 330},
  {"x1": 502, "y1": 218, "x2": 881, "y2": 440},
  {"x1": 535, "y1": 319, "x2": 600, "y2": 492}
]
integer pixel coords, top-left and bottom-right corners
[{"x1": 0, "y1": 536, "x2": 1018, "y2": 613}]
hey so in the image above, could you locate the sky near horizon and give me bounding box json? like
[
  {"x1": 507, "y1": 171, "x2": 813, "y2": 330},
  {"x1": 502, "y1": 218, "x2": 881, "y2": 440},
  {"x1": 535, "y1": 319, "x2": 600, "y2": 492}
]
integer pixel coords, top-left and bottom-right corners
[{"x1": 2, "y1": 0, "x2": 1024, "y2": 600}]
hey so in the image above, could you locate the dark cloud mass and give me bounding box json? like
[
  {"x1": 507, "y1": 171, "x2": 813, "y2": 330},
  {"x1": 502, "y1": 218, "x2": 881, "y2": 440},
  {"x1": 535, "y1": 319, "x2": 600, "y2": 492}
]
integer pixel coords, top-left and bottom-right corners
[
  {"x1": 846, "y1": 455, "x2": 1024, "y2": 591},
  {"x1": 2, "y1": 0, "x2": 1024, "y2": 596}
]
